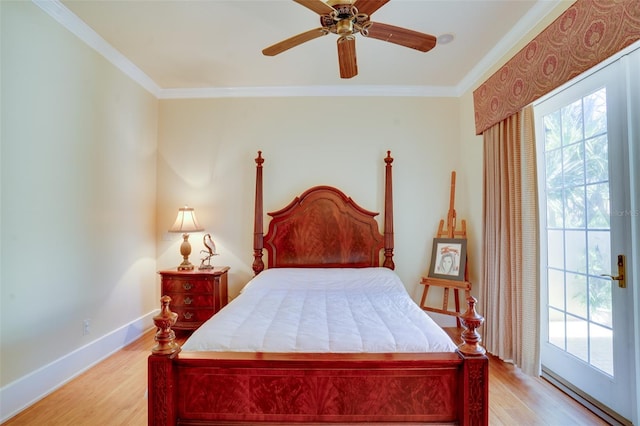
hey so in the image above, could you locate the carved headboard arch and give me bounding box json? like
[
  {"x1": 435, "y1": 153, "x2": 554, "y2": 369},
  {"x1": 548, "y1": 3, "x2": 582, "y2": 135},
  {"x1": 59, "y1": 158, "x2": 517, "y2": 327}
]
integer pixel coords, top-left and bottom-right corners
[{"x1": 252, "y1": 151, "x2": 395, "y2": 274}]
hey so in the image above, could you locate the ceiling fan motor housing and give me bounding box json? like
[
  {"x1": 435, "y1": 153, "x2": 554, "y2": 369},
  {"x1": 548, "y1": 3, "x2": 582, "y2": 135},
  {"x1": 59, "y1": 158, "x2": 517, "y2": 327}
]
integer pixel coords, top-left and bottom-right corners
[
  {"x1": 336, "y1": 19, "x2": 353, "y2": 35},
  {"x1": 321, "y1": 3, "x2": 368, "y2": 36}
]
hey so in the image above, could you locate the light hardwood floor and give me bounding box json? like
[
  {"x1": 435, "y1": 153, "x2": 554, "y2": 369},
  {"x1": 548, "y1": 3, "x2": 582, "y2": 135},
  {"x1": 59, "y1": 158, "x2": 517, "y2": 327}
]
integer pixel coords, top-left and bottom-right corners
[{"x1": 3, "y1": 328, "x2": 609, "y2": 426}]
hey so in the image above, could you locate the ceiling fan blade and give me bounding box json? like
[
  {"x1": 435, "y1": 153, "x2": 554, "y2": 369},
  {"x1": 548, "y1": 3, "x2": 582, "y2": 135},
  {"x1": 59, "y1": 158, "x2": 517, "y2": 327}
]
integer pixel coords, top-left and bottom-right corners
[
  {"x1": 353, "y1": 0, "x2": 390, "y2": 16},
  {"x1": 337, "y1": 36, "x2": 357, "y2": 79},
  {"x1": 293, "y1": 0, "x2": 335, "y2": 15},
  {"x1": 262, "y1": 28, "x2": 328, "y2": 56},
  {"x1": 365, "y1": 22, "x2": 437, "y2": 52}
]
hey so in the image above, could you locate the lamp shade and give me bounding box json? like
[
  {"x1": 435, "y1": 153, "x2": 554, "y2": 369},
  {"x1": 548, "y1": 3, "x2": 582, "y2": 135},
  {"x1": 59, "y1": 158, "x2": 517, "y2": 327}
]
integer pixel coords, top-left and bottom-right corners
[{"x1": 169, "y1": 206, "x2": 204, "y2": 233}]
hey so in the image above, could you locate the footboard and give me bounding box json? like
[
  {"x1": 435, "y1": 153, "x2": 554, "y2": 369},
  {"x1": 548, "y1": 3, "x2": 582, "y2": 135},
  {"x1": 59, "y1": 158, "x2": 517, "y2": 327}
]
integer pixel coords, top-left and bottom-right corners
[{"x1": 148, "y1": 297, "x2": 488, "y2": 425}]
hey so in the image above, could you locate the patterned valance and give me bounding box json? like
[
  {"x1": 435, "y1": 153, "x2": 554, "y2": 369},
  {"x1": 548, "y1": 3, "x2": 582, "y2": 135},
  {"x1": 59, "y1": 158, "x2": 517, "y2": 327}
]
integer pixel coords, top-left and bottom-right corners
[{"x1": 473, "y1": 0, "x2": 640, "y2": 135}]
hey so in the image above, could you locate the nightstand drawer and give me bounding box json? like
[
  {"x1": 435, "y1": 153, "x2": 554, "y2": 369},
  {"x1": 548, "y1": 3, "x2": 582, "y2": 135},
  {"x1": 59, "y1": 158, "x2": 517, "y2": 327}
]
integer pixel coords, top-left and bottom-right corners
[
  {"x1": 164, "y1": 293, "x2": 213, "y2": 307},
  {"x1": 173, "y1": 307, "x2": 215, "y2": 326},
  {"x1": 162, "y1": 278, "x2": 213, "y2": 293}
]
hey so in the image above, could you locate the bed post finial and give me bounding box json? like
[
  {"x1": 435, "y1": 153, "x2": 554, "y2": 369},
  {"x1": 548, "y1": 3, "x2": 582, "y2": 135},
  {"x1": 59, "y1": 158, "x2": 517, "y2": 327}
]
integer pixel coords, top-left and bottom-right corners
[
  {"x1": 253, "y1": 151, "x2": 265, "y2": 275},
  {"x1": 151, "y1": 296, "x2": 181, "y2": 356},
  {"x1": 383, "y1": 151, "x2": 395, "y2": 269},
  {"x1": 458, "y1": 296, "x2": 486, "y2": 356}
]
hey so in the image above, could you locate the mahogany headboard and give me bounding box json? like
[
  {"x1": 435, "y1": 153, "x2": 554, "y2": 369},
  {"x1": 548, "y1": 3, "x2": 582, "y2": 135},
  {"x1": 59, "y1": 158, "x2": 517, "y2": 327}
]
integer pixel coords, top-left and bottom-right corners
[{"x1": 252, "y1": 151, "x2": 394, "y2": 274}]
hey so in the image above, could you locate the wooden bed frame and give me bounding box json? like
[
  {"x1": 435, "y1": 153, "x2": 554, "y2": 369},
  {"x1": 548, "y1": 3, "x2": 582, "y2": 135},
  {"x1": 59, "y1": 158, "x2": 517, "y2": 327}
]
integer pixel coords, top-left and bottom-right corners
[{"x1": 148, "y1": 151, "x2": 488, "y2": 425}]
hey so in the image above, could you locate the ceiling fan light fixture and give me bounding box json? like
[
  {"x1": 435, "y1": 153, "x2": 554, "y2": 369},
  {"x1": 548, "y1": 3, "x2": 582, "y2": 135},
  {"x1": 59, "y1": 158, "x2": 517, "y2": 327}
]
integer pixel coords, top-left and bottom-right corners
[{"x1": 336, "y1": 18, "x2": 353, "y2": 35}]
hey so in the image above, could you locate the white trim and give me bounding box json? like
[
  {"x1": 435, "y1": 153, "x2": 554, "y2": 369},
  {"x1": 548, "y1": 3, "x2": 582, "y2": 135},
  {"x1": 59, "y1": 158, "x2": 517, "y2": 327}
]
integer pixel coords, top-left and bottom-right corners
[
  {"x1": 32, "y1": 0, "x2": 161, "y2": 97},
  {"x1": 622, "y1": 46, "x2": 640, "y2": 426},
  {"x1": 542, "y1": 368, "x2": 631, "y2": 426},
  {"x1": 0, "y1": 311, "x2": 158, "y2": 423},
  {"x1": 158, "y1": 85, "x2": 459, "y2": 99}
]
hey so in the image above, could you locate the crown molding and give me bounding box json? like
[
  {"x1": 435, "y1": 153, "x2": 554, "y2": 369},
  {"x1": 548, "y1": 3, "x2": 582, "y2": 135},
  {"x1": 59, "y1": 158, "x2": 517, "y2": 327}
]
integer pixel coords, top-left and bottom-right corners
[
  {"x1": 158, "y1": 85, "x2": 459, "y2": 99},
  {"x1": 33, "y1": 0, "x2": 161, "y2": 97}
]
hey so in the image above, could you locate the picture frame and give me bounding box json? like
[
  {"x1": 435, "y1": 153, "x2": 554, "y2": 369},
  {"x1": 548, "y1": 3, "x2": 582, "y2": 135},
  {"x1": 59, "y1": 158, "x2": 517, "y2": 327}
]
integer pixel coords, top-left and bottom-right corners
[{"x1": 428, "y1": 238, "x2": 467, "y2": 281}]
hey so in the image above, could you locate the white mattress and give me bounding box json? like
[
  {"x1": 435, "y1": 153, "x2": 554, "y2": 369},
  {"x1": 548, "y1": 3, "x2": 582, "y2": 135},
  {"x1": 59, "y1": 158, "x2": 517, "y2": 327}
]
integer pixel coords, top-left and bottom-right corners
[{"x1": 181, "y1": 267, "x2": 457, "y2": 353}]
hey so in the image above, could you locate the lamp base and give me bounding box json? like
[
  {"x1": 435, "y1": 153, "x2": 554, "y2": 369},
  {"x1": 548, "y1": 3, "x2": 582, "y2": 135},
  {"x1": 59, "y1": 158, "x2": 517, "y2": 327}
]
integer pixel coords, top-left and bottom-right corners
[
  {"x1": 177, "y1": 262, "x2": 195, "y2": 271},
  {"x1": 177, "y1": 234, "x2": 195, "y2": 271}
]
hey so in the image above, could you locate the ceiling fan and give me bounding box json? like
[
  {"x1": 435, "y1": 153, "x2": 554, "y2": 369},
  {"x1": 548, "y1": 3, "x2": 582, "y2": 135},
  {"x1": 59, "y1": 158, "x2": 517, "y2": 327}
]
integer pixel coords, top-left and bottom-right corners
[{"x1": 262, "y1": 0, "x2": 437, "y2": 79}]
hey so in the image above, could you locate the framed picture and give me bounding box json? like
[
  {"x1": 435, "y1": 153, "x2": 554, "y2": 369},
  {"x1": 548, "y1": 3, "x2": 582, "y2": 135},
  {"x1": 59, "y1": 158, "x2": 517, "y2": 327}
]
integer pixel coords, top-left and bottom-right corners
[{"x1": 428, "y1": 238, "x2": 467, "y2": 281}]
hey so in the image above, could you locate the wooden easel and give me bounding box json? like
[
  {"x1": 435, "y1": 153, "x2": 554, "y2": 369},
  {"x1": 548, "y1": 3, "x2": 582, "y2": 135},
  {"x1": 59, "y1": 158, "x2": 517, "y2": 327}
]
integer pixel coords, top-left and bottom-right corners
[{"x1": 419, "y1": 171, "x2": 471, "y2": 327}]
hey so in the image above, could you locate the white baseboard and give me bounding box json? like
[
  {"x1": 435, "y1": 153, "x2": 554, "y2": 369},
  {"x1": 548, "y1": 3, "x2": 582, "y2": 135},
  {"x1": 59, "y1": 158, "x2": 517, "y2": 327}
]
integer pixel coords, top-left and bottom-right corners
[{"x1": 0, "y1": 310, "x2": 158, "y2": 423}]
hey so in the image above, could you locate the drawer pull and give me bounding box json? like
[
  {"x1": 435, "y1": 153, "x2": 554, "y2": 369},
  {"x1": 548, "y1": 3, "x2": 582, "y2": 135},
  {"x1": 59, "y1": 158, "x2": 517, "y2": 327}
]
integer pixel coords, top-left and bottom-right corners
[
  {"x1": 184, "y1": 296, "x2": 193, "y2": 305},
  {"x1": 183, "y1": 312, "x2": 193, "y2": 320},
  {"x1": 182, "y1": 282, "x2": 193, "y2": 290}
]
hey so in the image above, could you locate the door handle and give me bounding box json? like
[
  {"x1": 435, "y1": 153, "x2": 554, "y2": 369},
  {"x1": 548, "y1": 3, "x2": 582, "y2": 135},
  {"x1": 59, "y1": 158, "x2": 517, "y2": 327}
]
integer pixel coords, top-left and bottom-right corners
[{"x1": 600, "y1": 254, "x2": 626, "y2": 288}]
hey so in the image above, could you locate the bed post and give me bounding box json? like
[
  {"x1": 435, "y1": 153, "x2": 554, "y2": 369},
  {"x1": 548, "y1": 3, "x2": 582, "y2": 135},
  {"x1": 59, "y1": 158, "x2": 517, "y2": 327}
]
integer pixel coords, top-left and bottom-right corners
[
  {"x1": 148, "y1": 296, "x2": 180, "y2": 426},
  {"x1": 253, "y1": 151, "x2": 265, "y2": 275},
  {"x1": 383, "y1": 151, "x2": 395, "y2": 269},
  {"x1": 457, "y1": 296, "x2": 489, "y2": 425}
]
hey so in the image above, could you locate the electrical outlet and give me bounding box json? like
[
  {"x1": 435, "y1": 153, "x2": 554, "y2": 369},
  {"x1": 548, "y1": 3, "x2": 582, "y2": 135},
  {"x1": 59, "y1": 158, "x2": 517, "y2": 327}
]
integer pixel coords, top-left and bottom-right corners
[{"x1": 83, "y1": 319, "x2": 91, "y2": 335}]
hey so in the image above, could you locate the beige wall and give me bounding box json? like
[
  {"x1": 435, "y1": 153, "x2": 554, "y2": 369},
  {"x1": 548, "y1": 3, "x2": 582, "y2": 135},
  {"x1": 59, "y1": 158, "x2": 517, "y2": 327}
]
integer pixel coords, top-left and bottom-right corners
[
  {"x1": 156, "y1": 97, "x2": 465, "y2": 306},
  {"x1": 1, "y1": 1, "x2": 158, "y2": 387}
]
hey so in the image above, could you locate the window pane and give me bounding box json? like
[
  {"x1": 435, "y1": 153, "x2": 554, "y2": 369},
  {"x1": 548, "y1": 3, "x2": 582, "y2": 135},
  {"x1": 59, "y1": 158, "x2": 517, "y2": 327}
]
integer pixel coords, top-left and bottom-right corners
[
  {"x1": 546, "y1": 147, "x2": 564, "y2": 228},
  {"x1": 587, "y1": 230, "x2": 610, "y2": 276},
  {"x1": 549, "y1": 308, "x2": 565, "y2": 349},
  {"x1": 563, "y1": 143, "x2": 585, "y2": 187},
  {"x1": 565, "y1": 230, "x2": 587, "y2": 273},
  {"x1": 590, "y1": 323, "x2": 613, "y2": 376},
  {"x1": 585, "y1": 135, "x2": 608, "y2": 183},
  {"x1": 589, "y1": 276, "x2": 612, "y2": 327},
  {"x1": 565, "y1": 186, "x2": 585, "y2": 228},
  {"x1": 548, "y1": 269, "x2": 565, "y2": 310},
  {"x1": 584, "y1": 88, "x2": 607, "y2": 139},
  {"x1": 546, "y1": 148, "x2": 563, "y2": 189},
  {"x1": 566, "y1": 316, "x2": 588, "y2": 362},
  {"x1": 544, "y1": 110, "x2": 562, "y2": 150},
  {"x1": 547, "y1": 194, "x2": 564, "y2": 228},
  {"x1": 586, "y1": 183, "x2": 610, "y2": 228},
  {"x1": 562, "y1": 99, "x2": 584, "y2": 145},
  {"x1": 566, "y1": 273, "x2": 587, "y2": 318},
  {"x1": 547, "y1": 230, "x2": 564, "y2": 269}
]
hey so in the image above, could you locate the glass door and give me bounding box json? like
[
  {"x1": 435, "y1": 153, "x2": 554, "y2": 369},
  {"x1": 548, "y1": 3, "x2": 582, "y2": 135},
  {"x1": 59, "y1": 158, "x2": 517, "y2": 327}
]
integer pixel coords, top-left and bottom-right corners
[{"x1": 535, "y1": 56, "x2": 635, "y2": 423}]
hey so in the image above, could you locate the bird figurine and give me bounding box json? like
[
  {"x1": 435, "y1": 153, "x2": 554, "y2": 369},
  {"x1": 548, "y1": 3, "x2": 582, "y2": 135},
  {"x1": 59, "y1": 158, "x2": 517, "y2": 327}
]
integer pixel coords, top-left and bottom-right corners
[{"x1": 199, "y1": 233, "x2": 218, "y2": 270}]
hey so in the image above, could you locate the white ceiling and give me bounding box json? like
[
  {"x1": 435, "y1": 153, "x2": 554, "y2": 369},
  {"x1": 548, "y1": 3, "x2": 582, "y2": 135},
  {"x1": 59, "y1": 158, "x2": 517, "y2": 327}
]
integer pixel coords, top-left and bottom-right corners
[{"x1": 45, "y1": 0, "x2": 564, "y2": 97}]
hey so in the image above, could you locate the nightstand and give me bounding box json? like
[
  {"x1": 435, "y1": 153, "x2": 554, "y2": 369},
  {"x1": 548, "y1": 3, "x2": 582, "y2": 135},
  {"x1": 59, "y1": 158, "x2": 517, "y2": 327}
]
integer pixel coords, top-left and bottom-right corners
[{"x1": 158, "y1": 266, "x2": 229, "y2": 331}]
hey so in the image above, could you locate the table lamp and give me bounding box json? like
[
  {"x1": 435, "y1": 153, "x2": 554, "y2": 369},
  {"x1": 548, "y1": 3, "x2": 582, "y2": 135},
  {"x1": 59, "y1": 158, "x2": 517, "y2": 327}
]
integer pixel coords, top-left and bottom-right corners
[{"x1": 169, "y1": 205, "x2": 204, "y2": 270}]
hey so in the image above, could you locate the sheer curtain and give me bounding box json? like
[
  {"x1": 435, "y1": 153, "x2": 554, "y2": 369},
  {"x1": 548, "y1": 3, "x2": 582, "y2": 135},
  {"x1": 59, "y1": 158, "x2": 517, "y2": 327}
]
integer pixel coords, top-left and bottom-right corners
[{"x1": 481, "y1": 105, "x2": 540, "y2": 376}]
